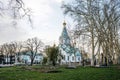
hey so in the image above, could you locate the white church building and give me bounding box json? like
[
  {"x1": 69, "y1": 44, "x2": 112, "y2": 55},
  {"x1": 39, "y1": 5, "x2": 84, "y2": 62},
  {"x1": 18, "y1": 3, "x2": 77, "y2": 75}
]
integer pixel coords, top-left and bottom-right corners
[{"x1": 59, "y1": 21, "x2": 81, "y2": 65}]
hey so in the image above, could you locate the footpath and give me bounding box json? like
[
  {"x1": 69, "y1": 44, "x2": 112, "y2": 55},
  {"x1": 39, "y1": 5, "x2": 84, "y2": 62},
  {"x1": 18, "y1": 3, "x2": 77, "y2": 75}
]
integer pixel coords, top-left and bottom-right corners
[{"x1": 0, "y1": 64, "x2": 14, "y2": 68}]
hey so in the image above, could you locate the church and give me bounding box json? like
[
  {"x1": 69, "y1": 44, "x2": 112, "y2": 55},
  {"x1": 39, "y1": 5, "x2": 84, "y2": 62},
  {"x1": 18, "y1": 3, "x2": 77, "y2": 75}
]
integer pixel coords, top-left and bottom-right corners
[{"x1": 59, "y1": 21, "x2": 81, "y2": 65}]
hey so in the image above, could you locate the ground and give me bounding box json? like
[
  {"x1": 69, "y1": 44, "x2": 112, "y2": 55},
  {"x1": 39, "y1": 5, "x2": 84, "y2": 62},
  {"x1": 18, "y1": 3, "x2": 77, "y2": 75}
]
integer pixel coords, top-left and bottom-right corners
[{"x1": 0, "y1": 65, "x2": 120, "y2": 80}]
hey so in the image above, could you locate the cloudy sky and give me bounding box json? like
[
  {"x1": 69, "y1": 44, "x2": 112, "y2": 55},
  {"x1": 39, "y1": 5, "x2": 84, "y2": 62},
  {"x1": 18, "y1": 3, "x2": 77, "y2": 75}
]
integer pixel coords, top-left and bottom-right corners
[{"x1": 0, "y1": 0, "x2": 74, "y2": 45}]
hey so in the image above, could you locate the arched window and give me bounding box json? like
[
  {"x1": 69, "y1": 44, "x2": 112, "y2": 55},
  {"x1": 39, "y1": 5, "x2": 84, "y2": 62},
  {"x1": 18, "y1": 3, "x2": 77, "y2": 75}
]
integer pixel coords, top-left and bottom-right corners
[
  {"x1": 78, "y1": 57, "x2": 80, "y2": 61},
  {"x1": 72, "y1": 56, "x2": 74, "y2": 60},
  {"x1": 68, "y1": 56, "x2": 69, "y2": 61},
  {"x1": 63, "y1": 55, "x2": 65, "y2": 60}
]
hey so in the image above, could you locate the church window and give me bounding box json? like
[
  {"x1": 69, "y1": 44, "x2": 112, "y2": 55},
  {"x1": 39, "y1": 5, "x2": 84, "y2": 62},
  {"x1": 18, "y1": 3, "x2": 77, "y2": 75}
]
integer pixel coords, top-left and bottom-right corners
[
  {"x1": 68, "y1": 56, "x2": 69, "y2": 61},
  {"x1": 63, "y1": 55, "x2": 65, "y2": 60},
  {"x1": 36, "y1": 56, "x2": 38, "y2": 59},
  {"x1": 72, "y1": 56, "x2": 74, "y2": 60}
]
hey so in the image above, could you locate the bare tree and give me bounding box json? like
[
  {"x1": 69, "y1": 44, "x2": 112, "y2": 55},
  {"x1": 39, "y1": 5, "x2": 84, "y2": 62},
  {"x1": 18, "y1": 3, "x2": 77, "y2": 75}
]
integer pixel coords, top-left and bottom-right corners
[
  {"x1": 16, "y1": 41, "x2": 23, "y2": 62},
  {"x1": 2, "y1": 43, "x2": 10, "y2": 64},
  {"x1": 7, "y1": 42, "x2": 17, "y2": 64},
  {"x1": 0, "y1": 45, "x2": 4, "y2": 64},
  {"x1": 62, "y1": 0, "x2": 97, "y2": 66},
  {"x1": 1, "y1": 42, "x2": 17, "y2": 64},
  {"x1": 62, "y1": 0, "x2": 120, "y2": 66},
  {"x1": 25, "y1": 37, "x2": 44, "y2": 66},
  {"x1": 0, "y1": 45, "x2": 4, "y2": 55},
  {"x1": 0, "y1": 0, "x2": 32, "y2": 26},
  {"x1": 11, "y1": 41, "x2": 23, "y2": 63}
]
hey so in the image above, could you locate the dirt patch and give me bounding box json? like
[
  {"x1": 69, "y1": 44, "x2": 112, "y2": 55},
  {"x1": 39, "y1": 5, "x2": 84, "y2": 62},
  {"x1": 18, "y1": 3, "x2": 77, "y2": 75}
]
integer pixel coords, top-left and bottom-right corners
[
  {"x1": 20, "y1": 66, "x2": 62, "y2": 73},
  {"x1": 46, "y1": 70, "x2": 62, "y2": 73}
]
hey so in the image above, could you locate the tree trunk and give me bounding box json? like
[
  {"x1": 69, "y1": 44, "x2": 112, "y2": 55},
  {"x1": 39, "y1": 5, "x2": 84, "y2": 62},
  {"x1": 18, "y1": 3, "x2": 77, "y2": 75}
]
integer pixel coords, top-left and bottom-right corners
[
  {"x1": 7, "y1": 55, "x2": 8, "y2": 64},
  {"x1": 91, "y1": 26, "x2": 95, "y2": 66},
  {"x1": 31, "y1": 58, "x2": 34, "y2": 66},
  {"x1": 52, "y1": 60, "x2": 56, "y2": 66}
]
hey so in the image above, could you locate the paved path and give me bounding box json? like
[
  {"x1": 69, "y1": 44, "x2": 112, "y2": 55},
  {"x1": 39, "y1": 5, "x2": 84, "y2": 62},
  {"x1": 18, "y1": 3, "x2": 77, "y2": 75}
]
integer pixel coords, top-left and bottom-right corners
[{"x1": 0, "y1": 64, "x2": 14, "y2": 67}]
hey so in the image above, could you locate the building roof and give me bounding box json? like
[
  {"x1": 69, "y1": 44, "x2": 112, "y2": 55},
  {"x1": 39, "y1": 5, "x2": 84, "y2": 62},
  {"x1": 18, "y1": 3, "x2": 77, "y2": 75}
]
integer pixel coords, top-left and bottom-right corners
[{"x1": 61, "y1": 26, "x2": 70, "y2": 40}]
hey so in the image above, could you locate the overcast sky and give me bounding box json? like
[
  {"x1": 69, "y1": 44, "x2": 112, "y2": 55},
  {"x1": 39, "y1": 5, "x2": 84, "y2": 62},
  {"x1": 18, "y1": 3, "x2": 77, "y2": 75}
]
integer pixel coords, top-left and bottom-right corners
[{"x1": 0, "y1": 0, "x2": 74, "y2": 45}]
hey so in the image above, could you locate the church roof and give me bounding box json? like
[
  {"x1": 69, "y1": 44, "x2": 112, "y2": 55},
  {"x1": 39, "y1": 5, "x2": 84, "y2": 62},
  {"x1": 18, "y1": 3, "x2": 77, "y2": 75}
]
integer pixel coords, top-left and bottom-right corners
[
  {"x1": 61, "y1": 26, "x2": 70, "y2": 40},
  {"x1": 59, "y1": 44, "x2": 81, "y2": 56}
]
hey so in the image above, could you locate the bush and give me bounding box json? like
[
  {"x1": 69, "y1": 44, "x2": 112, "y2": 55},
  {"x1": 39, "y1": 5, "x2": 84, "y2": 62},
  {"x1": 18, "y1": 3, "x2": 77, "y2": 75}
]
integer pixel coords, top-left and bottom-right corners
[{"x1": 42, "y1": 57, "x2": 48, "y2": 65}]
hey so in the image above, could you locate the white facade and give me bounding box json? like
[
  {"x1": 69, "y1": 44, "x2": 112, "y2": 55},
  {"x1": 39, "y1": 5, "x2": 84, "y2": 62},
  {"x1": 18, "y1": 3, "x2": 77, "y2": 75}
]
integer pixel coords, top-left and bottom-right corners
[
  {"x1": 15, "y1": 52, "x2": 43, "y2": 64},
  {"x1": 59, "y1": 47, "x2": 81, "y2": 65}
]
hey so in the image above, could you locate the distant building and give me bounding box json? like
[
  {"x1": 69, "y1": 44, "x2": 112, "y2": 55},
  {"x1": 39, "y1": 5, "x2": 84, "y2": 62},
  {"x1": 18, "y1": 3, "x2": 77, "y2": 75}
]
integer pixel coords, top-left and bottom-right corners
[
  {"x1": 0, "y1": 55, "x2": 15, "y2": 64},
  {"x1": 0, "y1": 51, "x2": 43, "y2": 65},
  {"x1": 15, "y1": 51, "x2": 43, "y2": 64},
  {"x1": 59, "y1": 21, "x2": 81, "y2": 65}
]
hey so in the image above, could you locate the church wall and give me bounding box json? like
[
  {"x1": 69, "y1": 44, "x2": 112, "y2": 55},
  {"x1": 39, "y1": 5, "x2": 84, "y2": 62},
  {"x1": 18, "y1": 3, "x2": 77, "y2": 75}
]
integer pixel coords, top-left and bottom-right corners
[{"x1": 60, "y1": 47, "x2": 81, "y2": 65}]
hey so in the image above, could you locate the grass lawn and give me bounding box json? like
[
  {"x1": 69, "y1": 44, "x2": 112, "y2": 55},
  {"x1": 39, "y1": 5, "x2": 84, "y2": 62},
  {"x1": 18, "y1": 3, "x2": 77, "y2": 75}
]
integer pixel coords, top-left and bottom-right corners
[{"x1": 0, "y1": 66, "x2": 120, "y2": 80}]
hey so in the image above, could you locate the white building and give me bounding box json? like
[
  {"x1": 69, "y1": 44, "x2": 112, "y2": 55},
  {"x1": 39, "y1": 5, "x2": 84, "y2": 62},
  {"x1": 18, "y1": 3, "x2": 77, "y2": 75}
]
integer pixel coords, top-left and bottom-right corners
[
  {"x1": 15, "y1": 51, "x2": 43, "y2": 64},
  {"x1": 59, "y1": 21, "x2": 81, "y2": 65}
]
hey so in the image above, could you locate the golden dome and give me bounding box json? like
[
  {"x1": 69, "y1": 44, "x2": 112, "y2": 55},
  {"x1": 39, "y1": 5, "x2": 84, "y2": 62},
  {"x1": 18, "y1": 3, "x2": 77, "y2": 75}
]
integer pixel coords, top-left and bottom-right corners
[{"x1": 63, "y1": 20, "x2": 66, "y2": 26}]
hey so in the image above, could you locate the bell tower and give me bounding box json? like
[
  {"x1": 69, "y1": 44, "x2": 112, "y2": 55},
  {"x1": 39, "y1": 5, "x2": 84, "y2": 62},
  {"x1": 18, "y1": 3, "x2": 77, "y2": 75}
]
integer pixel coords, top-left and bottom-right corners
[{"x1": 59, "y1": 20, "x2": 70, "y2": 45}]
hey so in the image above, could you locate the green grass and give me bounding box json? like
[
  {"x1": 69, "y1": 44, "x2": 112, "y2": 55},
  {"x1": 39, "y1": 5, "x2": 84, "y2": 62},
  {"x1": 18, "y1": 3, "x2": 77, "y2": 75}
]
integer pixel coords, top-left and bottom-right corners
[{"x1": 0, "y1": 66, "x2": 120, "y2": 80}]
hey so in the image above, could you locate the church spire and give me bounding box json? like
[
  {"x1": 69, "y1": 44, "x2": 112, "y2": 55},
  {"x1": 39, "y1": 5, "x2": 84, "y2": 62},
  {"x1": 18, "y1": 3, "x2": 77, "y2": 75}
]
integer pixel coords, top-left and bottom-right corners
[{"x1": 59, "y1": 20, "x2": 70, "y2": 45}]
